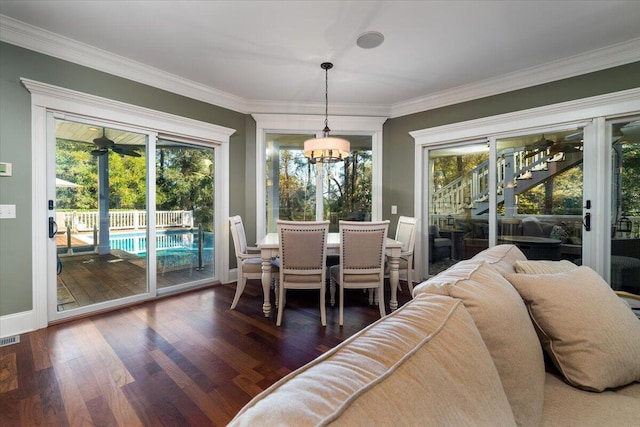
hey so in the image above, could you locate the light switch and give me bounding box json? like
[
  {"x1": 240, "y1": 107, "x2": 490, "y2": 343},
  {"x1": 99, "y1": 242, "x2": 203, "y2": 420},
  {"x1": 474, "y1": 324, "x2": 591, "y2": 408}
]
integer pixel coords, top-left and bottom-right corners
[
  {"x1": 0, "y1": 204, "x2": 16, "y2": 219},
  {"x1": 0, "y1": 162, "x2": 12, "y2": 177},
  {"x1": 391, "y1": 205, "x2": 397, "y2": 215}
]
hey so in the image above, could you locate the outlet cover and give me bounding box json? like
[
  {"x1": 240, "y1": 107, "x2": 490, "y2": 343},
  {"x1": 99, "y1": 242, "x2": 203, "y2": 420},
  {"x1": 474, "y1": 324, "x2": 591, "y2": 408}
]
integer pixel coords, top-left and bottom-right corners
[{"x1": 0, "y1": 204, "x2": 16, "y2": 219}]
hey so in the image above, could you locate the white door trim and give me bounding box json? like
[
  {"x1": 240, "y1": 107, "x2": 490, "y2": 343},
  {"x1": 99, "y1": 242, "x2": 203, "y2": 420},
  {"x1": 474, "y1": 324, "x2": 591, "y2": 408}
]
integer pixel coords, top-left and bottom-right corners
[{"x1": 20, "y1": 78, "x2": 235, "y2": 332}]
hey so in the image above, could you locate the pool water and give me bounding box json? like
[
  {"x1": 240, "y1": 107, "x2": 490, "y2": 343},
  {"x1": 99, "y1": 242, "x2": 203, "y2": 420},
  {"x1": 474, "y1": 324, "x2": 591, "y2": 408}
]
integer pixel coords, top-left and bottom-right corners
[{"x1": 82, "y1": 229, "x2": 214, "y2": 268}]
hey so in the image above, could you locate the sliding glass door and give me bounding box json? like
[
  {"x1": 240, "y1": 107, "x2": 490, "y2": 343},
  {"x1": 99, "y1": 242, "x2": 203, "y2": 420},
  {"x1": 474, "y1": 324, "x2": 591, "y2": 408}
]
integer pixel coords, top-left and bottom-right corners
[
  {"x1": 156, "y1": 139, "x2": 215, "y2": 289},
  {"x1": 608, "y1": 117, "x2": 640, "y2": 295},
  {"x1": 495, "y1": 127, "x2": 584, "y2": 263},
  {"x1": 54, "y1": 118, "x2": 150, "y2": 315},
  {"x1": 425, "y1": 141, "x2": 490, "y2": 276}
]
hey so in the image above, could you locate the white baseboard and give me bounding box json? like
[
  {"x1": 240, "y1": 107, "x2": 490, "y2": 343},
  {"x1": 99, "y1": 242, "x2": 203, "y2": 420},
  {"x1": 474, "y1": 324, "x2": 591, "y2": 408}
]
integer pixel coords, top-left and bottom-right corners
[
  {"x1": 0, "y1": 310, "x2": 36, "y2": 339},
  {"x1": 227, "y1": 268, "x2": 238, "y2": 284}
]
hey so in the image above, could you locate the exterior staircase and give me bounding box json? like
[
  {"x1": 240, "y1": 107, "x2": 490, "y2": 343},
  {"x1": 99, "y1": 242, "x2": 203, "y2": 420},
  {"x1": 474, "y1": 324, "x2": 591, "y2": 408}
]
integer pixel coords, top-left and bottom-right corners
[{"x1": 432, "y1": 147, "x2": 583, "y2": 217}]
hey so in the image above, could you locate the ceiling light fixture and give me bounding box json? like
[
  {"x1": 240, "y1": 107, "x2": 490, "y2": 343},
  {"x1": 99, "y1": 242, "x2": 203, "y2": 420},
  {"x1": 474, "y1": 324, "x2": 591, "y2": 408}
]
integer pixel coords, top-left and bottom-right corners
[
  {"x1": 304, "y1": 62, "x2": 350, "y2": 164},
  {"x1": 356, "y1": 31, "x2": 384, "y2": 49}
]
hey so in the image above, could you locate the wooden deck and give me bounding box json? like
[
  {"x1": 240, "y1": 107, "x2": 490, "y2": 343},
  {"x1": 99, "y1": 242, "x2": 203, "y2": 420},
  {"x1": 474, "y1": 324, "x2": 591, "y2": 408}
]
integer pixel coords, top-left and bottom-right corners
[{"x1": 57, "y1": 253, "x2": 214, "y2": 311}]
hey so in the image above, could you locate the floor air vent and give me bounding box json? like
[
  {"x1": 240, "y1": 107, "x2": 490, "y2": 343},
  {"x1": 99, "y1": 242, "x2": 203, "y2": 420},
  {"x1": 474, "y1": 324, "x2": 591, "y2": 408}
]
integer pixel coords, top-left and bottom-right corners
[{"x1": 0, "y1": 335, "x2": 20, "y2": 347}]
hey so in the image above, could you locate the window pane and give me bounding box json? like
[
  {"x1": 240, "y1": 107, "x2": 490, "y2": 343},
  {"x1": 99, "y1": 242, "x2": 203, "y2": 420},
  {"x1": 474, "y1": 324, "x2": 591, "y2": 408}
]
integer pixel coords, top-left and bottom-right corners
[
  {"x1": 496, "y1": 129, "x2": 583, "y2": 262},
  {"x1": 265, "y1": 133, "x2": 316, "y2": 233},
  {"x1": 156, "y1": 140, "x2": 215, "y2": 287},
  {"x1": 610, "y1": 119, "x2": 640, "y2": 295},
  {"x1": 324, "y1": 135, "x2": 372, "y2": 231},
  {"x1": 428, "y1": 143, "x2": 490, "y2": 276}
]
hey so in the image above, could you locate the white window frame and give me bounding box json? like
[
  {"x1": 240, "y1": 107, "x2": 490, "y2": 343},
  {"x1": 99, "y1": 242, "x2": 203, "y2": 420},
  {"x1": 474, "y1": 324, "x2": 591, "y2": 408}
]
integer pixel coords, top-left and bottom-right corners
[
  {"x1": 411, "y1": 87, "x2": 640, "y2": 282},
  {"x1": 22, "y1": 78, "x2": 235, "y2": 331},
  {"x1": 253, "y1": 114, "x2": 387, "y2": 239}
]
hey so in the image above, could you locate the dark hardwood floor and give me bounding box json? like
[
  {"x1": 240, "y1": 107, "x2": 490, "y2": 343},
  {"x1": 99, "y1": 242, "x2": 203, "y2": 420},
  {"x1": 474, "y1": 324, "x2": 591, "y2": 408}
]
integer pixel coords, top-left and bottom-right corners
[{"x1": 0, "y1": 279, "x2": 412, "y2": 426}]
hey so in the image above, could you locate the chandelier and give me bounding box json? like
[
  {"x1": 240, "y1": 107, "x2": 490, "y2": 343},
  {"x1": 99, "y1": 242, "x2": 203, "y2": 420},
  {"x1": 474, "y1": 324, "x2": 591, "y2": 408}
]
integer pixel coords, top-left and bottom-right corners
[{"x1": 304, "y1": 62, "x2": 350, "y2": 164}]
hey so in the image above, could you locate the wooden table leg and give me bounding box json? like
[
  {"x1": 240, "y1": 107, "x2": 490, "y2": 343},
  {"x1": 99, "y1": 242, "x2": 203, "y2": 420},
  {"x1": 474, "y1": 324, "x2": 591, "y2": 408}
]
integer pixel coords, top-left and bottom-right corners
[
  {"x1": 388, "y1": 255, "x2": 399, "y2": 311},
  {"x1": 261, "y1": 257, "x2": 272, "y2": 317}
]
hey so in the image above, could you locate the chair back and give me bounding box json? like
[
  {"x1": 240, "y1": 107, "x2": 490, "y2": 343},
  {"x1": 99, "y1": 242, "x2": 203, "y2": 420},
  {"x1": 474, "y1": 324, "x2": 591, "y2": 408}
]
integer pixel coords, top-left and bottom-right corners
[
  {"x1": 395, "y1": 216, "x2": 417, "y2": 255},
  {"x1": 277, "y1": 220, "x2": 330, "y2": 280},
  {"x1": 339, "y1": 220, "x2": 389, "y2": 276},
  {"x1": 229, "y1": 215, "x2": 248, "y2": 256}
]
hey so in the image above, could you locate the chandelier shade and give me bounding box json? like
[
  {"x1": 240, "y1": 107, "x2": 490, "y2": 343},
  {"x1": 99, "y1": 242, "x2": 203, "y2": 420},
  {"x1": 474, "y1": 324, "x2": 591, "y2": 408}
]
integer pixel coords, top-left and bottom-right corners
[
  {"x1": 304, "y1": 62, "x2": 350, "y2": 164},
  {"x1": 304, "y1": 136, "x2": 350, "y2": 164}
]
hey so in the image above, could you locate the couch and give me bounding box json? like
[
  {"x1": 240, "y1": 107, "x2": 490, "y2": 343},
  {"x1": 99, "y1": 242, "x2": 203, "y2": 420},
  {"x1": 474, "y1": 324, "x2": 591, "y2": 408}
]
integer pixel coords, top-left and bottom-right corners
[{"x1": 228, "y1": 245, "x2": 640, "y2": 426}]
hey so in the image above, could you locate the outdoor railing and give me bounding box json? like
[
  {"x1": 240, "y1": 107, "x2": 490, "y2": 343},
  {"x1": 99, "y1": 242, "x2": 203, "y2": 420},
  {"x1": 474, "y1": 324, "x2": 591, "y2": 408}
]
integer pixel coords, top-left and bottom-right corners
[{"x1": 56, "y1": 210, "x2": 194, "y2": 232}]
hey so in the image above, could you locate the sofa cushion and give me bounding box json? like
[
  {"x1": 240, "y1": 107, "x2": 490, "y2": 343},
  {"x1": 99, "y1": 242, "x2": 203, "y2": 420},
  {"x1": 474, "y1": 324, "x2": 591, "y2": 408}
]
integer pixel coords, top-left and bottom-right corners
[
  {"x1": 541, "y1": 373, "x2": 640, "y2": 426},
  {"x1": 514, "y1": 259, "x2": 577, "y2": 274},
  {"x1": 413, "y1": 262, "x2": 544, "y2": 427},
  {"x1": 228, "y1": 294, "x2": 516, "y2": 427},
  {"x1": 470, "y1": 244, "x2": 527, "y2": 276},
  {"x1": 506, "y1": 266, "x2": 640, "y2": 391}
]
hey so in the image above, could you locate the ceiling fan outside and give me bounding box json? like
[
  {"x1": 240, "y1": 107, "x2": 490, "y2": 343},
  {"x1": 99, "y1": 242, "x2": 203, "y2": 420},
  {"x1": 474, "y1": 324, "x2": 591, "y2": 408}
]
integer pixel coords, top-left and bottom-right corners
[{"x1": 91, "y1": 128, "x2": 141, "y2": 157}]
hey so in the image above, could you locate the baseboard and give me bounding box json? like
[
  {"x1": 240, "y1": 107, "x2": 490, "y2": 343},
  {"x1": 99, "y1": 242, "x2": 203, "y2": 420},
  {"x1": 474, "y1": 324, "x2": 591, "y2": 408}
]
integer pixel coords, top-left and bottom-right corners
[
  {"x1": 228, "y1": 268, "x2": 238, "y2": 284},
  {"x1": 0, "y1": 310, "x2": 36, "y2": 339}
]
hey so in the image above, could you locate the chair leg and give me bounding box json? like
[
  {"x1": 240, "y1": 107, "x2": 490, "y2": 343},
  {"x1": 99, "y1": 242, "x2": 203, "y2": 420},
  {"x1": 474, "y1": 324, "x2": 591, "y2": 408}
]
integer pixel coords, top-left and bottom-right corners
[
  {"x1": 377, "y1": 283, "x2": 386, "y2": 318},
  {"x1": 273, "y1": 277, "x2": 279, "y2": 308},
  {"x1": 339, "y1": 285, "x2": 344, "y2": 326},
  {"x1": 276, "y1": 286, "x2": 286, "y2": 326},
  {"x1": 368, "y1": 288, "x2": 374, "y2": 305},
  {"x1": 230, "y1": 276, "x2": 247, "y2": 309},
  {"x1": 320, "y1": 287, "x2": 326, "y2": 326},
  {"x1": 406, "y1": 265, "x2": 414, "y2": 296}
]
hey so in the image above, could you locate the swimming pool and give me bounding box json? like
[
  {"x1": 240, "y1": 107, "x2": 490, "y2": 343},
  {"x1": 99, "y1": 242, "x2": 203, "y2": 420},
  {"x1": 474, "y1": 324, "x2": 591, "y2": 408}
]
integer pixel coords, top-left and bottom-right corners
[{"x1": 79, "y1": 229, "x2": 214, "y2": 263}]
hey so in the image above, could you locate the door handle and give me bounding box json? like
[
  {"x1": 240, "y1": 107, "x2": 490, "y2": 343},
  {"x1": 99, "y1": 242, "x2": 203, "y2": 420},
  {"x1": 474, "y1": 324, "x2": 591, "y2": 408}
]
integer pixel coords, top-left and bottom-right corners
[
  {"x1": 583, "y1": 212, "x2": 591, "y2": 232},
  {"x1": 49, "y1": 217, "x2": 58, "y2": 238}
]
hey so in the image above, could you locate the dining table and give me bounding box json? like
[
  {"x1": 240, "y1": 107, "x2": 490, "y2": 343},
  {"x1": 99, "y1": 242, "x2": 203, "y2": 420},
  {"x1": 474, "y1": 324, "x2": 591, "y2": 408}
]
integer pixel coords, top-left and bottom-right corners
[{"x1": 257, "y1": 232, "x2": 404, "y2": 318}]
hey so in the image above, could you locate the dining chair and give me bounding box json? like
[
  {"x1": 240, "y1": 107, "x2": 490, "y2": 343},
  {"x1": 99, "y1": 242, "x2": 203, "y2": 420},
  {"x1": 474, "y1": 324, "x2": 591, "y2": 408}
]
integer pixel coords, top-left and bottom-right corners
[
  {"x1": 330, "y1": 220, "x2": 389, "y2": 326},
  {"x1": 386, "y1": 216, "x2": 418, "y2": 294},
  {"x1": 229, "y1": 215, "x2": 277, "y2": 310},
  {"x1": 276, "y1": 220, "x2": 330, "y2": 326}
]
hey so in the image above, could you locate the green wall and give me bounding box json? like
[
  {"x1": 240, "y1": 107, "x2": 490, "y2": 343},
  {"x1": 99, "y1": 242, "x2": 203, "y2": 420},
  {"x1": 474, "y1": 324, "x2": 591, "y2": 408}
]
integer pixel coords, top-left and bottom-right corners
[
  {"x1": 383, "y1": 61, "x2": 640, "y2": 229},
  {"x1": 0, "y1": 42, "x2": 253, "y2": 316},
  {"x1": 1, "y1": 38, "x2": 639, "y2": 319}
]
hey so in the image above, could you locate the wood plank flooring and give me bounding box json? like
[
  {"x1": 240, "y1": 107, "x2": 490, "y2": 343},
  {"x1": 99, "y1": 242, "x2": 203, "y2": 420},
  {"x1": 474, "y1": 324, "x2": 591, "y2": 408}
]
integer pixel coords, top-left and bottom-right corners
[{"x1": 0, "y1": 279, "x2": 412, "y2": 426}]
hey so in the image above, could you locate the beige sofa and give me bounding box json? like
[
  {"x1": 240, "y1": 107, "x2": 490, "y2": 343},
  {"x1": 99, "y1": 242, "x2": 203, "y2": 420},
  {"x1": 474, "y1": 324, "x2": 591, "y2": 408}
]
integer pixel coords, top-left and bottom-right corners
[{"x1": 229, "y1": 245, "x2": 640, "y2": 426}]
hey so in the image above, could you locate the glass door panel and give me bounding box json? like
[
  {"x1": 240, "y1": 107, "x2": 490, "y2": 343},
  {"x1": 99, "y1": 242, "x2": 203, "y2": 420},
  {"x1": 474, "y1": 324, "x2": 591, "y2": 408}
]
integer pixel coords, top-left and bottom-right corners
[
  {"x1": 55, "y1": 119, "x2": 148, "y2": 312},
  {"x1": 156, "y1": 140, "x2": 215, "y2": 288},
  {"x1": 426, "y1": 142, "x2": 490, "y2": 276},
  {"x1": 609, "y1": 118, "x2": 640, "y2": 295},
  {"x1": 496, "y1": 128, "x2": 584, "y2": 262}
]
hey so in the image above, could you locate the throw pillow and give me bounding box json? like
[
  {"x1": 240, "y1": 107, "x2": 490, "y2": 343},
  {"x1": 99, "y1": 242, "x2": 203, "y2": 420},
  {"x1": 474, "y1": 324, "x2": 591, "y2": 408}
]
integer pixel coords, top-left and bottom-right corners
[
  {"x1": 514, "y1": 260, "x2": 578, "y2": 274},
  {"x1": 506, "y1": 266, "x2": 640, "y2": 392},
  {"x1": 414, "y1": 262, "x2": 545, "y2": 427}
]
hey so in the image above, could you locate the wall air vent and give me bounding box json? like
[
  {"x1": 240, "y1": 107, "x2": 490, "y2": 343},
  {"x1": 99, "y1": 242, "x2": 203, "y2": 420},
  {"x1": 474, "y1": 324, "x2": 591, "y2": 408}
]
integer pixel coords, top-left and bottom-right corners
[{"x1": 0, "y1": 335, "x2": 20, "y2": 347}]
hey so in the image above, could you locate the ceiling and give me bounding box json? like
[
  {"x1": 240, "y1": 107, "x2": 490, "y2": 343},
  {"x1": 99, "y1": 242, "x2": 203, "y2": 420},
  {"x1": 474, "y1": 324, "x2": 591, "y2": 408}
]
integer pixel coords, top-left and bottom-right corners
[{"x1": 2, "y1": 1, "x2": 640, "y2": 117}]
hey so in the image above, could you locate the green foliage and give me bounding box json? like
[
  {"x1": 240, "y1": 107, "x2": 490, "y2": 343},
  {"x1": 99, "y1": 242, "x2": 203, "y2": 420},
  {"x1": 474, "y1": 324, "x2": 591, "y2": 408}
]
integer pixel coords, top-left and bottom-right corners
[
  {"x1": 156, "y1": 147, "x2": 215, "y2": 231},
  {"x1": 620, "y1": 142, "x2": 640, "y2": 215},
  {"x1": 56, "y1": 141, "x2": 215, "y2": 231}
]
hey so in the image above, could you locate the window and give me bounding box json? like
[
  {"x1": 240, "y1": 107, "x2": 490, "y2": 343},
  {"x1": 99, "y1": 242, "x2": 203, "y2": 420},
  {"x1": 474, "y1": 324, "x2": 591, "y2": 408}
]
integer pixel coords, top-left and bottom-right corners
[{"x1": 254, "y1": 114, "x2": 385, "y2": 238}]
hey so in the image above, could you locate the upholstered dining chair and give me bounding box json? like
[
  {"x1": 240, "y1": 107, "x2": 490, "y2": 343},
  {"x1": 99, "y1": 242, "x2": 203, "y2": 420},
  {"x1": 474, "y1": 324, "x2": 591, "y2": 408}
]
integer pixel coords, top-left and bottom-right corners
[
  {"x1": 229, "y1": 215, "x2": 277, "y2": 310},
  {"x1": 385, "y1": 216, "x2": 418, "y2": 295},
  {"x1": 276, "y1": 220, "x2": 330, "y2": 326},
  {"x1": 330, "y1": 220, "x2": 389, "y2": 326}
]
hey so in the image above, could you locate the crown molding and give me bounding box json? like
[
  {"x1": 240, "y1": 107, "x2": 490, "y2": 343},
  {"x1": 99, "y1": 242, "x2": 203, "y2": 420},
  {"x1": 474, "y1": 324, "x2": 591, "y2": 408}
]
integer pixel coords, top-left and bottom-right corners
[
  {"x1": 0, "y1": 14, "x2": 249, "y2": 113},
  {"x1": 2, "y1": 14, "x2": 639, "y2": 119},
  {"x1": 391, "y1": 37, "x2": 640, "y2": 118}
]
